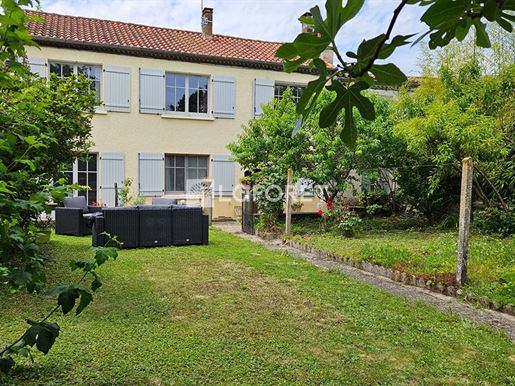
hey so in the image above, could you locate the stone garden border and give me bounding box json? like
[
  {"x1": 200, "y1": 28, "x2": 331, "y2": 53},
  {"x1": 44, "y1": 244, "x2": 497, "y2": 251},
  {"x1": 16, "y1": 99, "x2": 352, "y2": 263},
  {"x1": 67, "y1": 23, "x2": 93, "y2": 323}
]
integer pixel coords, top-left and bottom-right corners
[{"x1": 284, "y1": 238, "x2": 514, "y2": 317}]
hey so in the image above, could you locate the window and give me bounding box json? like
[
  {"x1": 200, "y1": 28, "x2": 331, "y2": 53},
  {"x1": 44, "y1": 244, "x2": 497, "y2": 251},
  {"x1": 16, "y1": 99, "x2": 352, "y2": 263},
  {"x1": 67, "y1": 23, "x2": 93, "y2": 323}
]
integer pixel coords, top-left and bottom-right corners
[
  {"x1": 165, "y1": 155, "x2": 208, "y2": 193},
  {"x1": 49, "y1": 62, "x2": 102, "y2": 100},
  {"x1": 165, "y1": 73, "x2": 208, "y2": 114},
  {"x1": 274, "y1": 84, "x2": 305, "y2": 103},
  {"x1": 63, "y1": 154, "x2": 98, "y2": 204}
]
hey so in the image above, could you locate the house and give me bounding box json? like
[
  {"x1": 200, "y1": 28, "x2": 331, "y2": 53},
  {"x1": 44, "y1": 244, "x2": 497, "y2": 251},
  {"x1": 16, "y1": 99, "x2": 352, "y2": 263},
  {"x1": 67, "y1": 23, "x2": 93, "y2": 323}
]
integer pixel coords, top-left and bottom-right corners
[{"x1": 24, "y1": 7, "x2": 329, "y2": 218}]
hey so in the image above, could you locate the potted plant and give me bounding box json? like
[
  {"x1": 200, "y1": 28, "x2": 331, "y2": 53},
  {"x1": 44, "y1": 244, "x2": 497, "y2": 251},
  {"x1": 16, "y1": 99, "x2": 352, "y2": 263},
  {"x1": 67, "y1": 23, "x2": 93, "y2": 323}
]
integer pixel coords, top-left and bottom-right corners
[{"x1": 292, "y1": 201, "x2": 304, "y2": 212}]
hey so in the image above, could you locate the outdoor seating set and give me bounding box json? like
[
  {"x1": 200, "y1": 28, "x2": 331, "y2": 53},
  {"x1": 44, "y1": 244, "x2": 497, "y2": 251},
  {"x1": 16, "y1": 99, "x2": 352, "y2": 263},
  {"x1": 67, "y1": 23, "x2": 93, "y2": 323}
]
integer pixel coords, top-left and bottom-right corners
[{"x1": 55, "y1": 197, "x2": 209, "y2": 248}]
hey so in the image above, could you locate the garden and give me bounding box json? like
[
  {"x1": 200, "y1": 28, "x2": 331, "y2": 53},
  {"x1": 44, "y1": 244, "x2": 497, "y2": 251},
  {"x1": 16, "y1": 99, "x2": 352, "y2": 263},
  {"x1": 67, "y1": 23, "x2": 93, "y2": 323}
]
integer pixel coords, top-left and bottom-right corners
[
  {"x1": 1, "y1": 0, "x2": 514, "y2": 383},
  {"x1": 1, "y1": 231, "x2": 514, "y2": 385},
  {"x1": 230, "y1": 31, "x2": 515, "y2": 314}
]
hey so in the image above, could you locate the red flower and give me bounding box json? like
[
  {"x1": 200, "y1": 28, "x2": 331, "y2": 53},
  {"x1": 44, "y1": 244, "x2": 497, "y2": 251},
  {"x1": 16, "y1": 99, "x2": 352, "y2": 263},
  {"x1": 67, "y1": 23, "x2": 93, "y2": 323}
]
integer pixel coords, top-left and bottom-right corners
[
  {"x1": 327, "y1": 204, "x2": 334, "y2": 210},
  {"x1": 316, "y1": 209, "x2": 323, "y2": 216}
]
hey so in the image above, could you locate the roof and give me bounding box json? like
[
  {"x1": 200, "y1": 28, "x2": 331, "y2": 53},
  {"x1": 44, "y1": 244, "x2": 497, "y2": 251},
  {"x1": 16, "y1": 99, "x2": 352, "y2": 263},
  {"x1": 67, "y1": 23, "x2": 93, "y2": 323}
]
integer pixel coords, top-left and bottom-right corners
[{"x1": 25, "y1": 10, "x2": 308, "y2": 72}]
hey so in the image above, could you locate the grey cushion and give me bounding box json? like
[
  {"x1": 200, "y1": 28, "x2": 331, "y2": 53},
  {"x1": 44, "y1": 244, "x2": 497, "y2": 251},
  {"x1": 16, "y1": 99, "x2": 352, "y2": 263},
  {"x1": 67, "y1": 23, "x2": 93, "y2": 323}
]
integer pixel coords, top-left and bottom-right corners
[
  {"x1": 152, "y1": 198, "x2": 177, "y2": 206},
  {"x1": 171, "y1": 204, "x2": 202, "y2": 210},
  {"x1": 64, "y1": 196, "x2": 88, "y2": 213}
]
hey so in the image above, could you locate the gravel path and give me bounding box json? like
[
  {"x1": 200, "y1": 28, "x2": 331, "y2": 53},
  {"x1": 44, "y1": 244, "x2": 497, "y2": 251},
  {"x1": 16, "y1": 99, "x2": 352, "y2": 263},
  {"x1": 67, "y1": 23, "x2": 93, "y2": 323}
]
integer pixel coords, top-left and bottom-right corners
[{"x1": 213, "y1": 222, "x2": 515, "y2": 341}]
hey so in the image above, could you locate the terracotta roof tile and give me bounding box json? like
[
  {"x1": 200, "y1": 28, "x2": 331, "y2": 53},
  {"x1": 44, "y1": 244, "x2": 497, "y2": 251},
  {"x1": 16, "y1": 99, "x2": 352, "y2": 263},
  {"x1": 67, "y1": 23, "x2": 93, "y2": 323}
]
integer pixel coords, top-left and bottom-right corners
[{"x1": 25, "y1": 10, "x2": 285, "y2": 65}]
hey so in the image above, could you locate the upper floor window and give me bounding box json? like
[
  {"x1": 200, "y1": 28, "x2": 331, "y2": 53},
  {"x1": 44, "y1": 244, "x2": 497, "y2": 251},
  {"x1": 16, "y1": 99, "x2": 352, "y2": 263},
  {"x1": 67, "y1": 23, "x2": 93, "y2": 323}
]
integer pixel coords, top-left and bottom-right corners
[
  {"x1": 274, "y1": 84, "x2": 305, "y2": 103},
  {"x1": 49, "y1": 62, "x2": 101, "y2": 100},
  {"x1": 165, "y1": 73, "x2": 208, "y2": 114}
]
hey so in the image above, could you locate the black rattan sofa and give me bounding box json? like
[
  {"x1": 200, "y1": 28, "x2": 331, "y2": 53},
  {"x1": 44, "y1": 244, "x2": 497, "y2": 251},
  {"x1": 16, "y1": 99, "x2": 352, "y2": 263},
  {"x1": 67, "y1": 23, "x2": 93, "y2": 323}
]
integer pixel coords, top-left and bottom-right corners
[
  {"x1": 55, "y1": 197, "x2": 103, "y2": 236},
  {"x1": 92, "y1": 204, "x2": 209, "y2": 248}
]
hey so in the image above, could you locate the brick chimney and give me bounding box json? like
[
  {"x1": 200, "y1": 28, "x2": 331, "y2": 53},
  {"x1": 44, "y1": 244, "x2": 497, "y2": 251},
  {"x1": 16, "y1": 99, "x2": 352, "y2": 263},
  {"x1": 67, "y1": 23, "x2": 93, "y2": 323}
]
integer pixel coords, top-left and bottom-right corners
[
  {"x1": 300, "y1": 11, "x2": 333, "y2": 65},
  {"x1": 202, "y1": 7, "x2": 213, "y2": 39}
]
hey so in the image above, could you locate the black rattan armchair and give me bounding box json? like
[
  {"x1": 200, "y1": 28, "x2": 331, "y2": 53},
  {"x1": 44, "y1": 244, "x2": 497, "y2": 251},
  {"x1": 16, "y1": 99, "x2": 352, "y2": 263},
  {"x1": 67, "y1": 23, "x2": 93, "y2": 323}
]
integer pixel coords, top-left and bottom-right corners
[{"x1": 55, "y1": 197, "x2": 102, "y2": 236}]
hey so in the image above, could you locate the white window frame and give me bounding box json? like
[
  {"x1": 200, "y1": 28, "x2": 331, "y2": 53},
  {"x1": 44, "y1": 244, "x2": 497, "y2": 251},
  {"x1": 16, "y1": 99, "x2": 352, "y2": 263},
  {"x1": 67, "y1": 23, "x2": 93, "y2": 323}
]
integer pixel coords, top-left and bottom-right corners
[
  {"x1": 274, "y1": 82, "x2": 306, "y2": 103},
  {"x1": 164, "y1": 154, "x2": 209, "y2": 194},
  {"x1": 164, "y1": 73, "x2": 210, "y2": 118},
  {"x1": 49, "y1": 61, "x2": 102, "y2": 101},
  {"x1": 64, "y1": 154, "x2": 98, "y2": 204}
]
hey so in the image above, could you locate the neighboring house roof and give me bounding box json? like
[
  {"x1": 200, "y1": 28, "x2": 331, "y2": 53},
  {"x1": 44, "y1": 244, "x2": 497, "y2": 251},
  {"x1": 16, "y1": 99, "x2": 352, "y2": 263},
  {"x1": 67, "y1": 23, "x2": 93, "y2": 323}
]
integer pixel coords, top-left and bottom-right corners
[{"x1": 25, "y1": 10, "x2": 308, "y2": 72}]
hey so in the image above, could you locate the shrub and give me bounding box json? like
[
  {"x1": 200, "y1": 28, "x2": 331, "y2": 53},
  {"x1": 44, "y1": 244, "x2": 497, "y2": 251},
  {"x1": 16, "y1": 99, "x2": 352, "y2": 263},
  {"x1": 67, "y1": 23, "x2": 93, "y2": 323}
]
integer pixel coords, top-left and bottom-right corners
[
  {"x1": 473, "y1": 207, "x2": 515, "y2": 237},
  {"x1": 318, "y1": 198, "x2": 361, "y2": 237}
]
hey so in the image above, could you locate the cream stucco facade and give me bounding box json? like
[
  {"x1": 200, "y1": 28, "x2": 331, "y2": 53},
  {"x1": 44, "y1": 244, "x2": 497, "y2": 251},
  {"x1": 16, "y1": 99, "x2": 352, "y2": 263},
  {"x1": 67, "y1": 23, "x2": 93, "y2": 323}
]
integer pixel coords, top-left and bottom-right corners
[{"x1": 26, "y1": 45, "x2": 320, "y2": 218}]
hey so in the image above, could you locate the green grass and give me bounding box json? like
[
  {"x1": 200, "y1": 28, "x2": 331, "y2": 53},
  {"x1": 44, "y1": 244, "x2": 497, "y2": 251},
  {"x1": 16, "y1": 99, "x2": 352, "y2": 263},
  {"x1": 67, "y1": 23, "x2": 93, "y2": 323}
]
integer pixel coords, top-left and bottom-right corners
[
  {"x1": 289, "y1": 218, "x2": 515, "y2": 306},
  {"x1": 1, "y1": 230, "x2": 514, "y2": 385}
]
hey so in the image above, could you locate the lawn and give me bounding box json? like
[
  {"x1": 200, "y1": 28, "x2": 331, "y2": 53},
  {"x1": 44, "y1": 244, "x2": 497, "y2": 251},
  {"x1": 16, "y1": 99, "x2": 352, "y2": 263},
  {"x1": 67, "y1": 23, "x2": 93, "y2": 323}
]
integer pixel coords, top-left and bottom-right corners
[
  {"x1": 288, "y1": 219, "x2": 515, "y2": 307},
  {"x1": 0, "y1": 229, "x2": 514, "y2": 385}
]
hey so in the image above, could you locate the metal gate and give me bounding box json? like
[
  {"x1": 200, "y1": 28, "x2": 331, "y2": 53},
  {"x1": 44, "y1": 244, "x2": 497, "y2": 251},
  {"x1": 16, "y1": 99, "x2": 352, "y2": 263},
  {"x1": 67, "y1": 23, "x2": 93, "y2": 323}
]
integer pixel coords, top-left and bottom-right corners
[{"x1": 242, "y1": 186, "x2": 256, "y2": 235}]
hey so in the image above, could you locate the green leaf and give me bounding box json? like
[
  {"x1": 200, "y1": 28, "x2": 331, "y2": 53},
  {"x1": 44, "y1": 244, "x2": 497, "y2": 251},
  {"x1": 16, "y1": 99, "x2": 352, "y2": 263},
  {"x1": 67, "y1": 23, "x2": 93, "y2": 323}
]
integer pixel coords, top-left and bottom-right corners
[
  {"x1": 292, "y1": 33, "x2": 330, "y2": 58},
  {"x1": 340, "y1": 0, "x2": 365, "y2": 25},
  {"x1": 473, "y1": 19, "x2": 491, "y2": 48},
  {"x1": 455, "y1": 18, "x2": 472, "y2": 41},
  {"x1": 57, "y1": 287, "x2": 80, "y2": 315},
  {"x1": 275, "y1": 43, "x2": 298, "y2": 60},
  {"x1": 295, "y1": 58, "x2": 328, "y2": 124},
  {"x1": 76, "y1": 290, "x2": 93, "y2": 315},
  {"x1": 21, "y1": 325, "x2": 41, "y2": 346},
  {"x1": 91, "y1": 273, "x2": 103, "y2": 292},
  {"x1": 354, "y1": 34, "x2": 385, "y2": 73},
  {"x1": 378, "y1": 34, "x2": 415, "y2": 59},
  {"x1": 421, "y1": 0, "x2": 469, "y2": 28},
  {"x1": 496, "y1": 16, "x2": 513, "y2": 32},
  {"x1": 94, "y1": 247, "x2": 118, "y2": 266},
  {"x1": 369, "y1": 63, "x2": 407, "y2": 85},
  {"x1": 483, "y1": 0, "x2": 499, "y2": 22},
  {"x1": 310, "y1": 5, "x2": 332, "y2": 40},
  {"x1": 23, "y1": 136, "x2": 37, "y2": 145},
  {"x1": 325, "y1": 0, "x2": 344, "y2": 37},
  {"x1": 35, "y1": 328, "x2": 57, "y2": 354},
  {"x1": 319, "y1": 80, "x2": 374, "y2": 147},
  {"x1": 341, "y1": 107, "x2": 358, "y2": 147}
]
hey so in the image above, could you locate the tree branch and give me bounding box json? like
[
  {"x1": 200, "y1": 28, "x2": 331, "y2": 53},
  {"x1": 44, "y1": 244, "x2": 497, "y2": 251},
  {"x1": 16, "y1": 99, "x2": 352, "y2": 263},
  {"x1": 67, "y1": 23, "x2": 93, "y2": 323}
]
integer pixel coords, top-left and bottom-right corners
[{"x1": 355, "y1": 0, "x2": 409, "y2": 78}]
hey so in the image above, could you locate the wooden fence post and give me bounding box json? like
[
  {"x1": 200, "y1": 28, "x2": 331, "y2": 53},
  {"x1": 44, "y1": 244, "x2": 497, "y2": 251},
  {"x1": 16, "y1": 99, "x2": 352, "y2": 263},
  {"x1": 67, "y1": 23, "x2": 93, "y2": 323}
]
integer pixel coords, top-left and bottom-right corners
[
  {"x1": 457, "y1": 157, "x2": 473, "y2": 286},
  {"x1": 285, "y1": 168, "x2": 293, "y2": 235}
]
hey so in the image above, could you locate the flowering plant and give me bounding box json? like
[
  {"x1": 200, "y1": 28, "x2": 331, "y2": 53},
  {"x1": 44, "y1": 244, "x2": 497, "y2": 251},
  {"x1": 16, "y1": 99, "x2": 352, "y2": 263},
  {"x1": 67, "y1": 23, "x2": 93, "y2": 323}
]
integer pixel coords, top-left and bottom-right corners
[
  {"x1": 317, "y1": 197, "x2": 361, "y2": 237},
  {"x1": 89, "y1": 201, "x2": 107, "y2": 207}
]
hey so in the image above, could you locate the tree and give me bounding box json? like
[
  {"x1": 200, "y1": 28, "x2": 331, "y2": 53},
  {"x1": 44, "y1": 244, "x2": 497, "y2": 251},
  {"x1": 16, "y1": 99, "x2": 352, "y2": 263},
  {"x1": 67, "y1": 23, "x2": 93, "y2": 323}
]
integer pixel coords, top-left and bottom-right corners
[
  {"x1": 1, "y1": 2, "x2": 120, "y2": 374},
  {"x1": 276, "y1": 0, "x2": 514, "y2": 147},
  {"x1": 228, "y1": 89, "x2": 397, "y2": 225},
  {"x1": 1, "y1": 0, "x2": 96, "y2": 291},
  {"x1": 390, "y1": 61, "x2": 514, "y2": 215}
]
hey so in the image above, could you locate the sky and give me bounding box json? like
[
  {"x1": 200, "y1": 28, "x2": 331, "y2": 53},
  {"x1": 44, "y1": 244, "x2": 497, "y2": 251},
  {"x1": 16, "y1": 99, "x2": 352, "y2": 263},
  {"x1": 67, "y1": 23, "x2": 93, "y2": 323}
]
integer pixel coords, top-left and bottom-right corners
[{"x1": 38, "y1": 0, "x2": 428, "y2": 75}]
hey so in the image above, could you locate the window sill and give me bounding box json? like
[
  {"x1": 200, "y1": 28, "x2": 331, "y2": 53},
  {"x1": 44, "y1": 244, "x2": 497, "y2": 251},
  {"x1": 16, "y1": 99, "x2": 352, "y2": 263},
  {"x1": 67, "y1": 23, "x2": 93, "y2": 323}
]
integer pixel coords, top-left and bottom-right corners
[
  {"x1": 161, "y1": 114, "x2": 214, "y2": 121},
  {"x1": 95, "y1": 108, "x2": 108, "y2": 115}
]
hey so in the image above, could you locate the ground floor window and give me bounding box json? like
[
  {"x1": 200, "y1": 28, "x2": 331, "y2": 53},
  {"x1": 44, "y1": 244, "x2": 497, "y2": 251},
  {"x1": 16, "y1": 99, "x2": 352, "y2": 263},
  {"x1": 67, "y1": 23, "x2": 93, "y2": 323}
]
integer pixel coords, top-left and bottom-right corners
[
  {"x1": 63, "y1": 154, "x2": 98, "y2": 204},
  {"x1": 165, "y1": 154, "x2": 208, "y2": 193}
]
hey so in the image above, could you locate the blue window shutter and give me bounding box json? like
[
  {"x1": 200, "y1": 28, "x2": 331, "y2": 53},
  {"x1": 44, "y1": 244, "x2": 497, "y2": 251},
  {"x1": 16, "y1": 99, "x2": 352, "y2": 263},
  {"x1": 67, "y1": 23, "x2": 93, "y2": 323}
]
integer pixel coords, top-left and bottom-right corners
[
  {"x1": 99, "y1": 152, "x2": 125, "y2": 206},
  {"x1": 27, "y1": 57, "x2": 47, "y2": 78},
  {"x1": 139, "y1": 68, "x2": 165, "y2": 114},
  {"x1": 104, "y1": 65, "x2": 131, "y2": 112},
  {"x1": 253, "y1": 79, "x2": 274, "y2": 118},
  {"x1": 211, "y1": 155, "x2": 235, "y2": 196},
  {"x1": 212, "y1": 75, "x2": 235, "y2": 118},
  {"x1": 138, "y1": 153, "x2": 164, "y2": 196}
]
